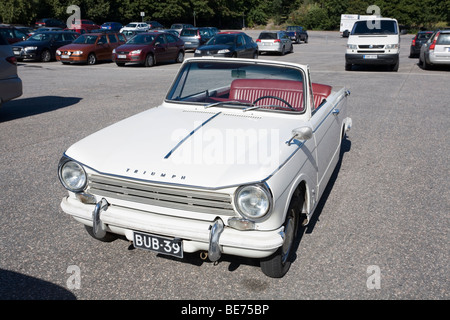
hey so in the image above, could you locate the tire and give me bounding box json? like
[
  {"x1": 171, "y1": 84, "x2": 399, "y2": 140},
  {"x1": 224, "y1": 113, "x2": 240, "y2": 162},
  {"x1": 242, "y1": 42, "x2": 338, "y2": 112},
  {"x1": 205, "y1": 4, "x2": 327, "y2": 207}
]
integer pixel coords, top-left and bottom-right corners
[
  {"x1": 253, "y1": 51, "x2": 258, "y2": 59},
  {"x1": 87, "y1": 53, "x2": 96, "y2": 65},
  {"x1": 176, "y1": 50, "x2": 184, "y2": 63},
  {"x1": 304, "y1": 36, "x2": 308, "y2": 44},
  {"x1": 345, "y1": 62, "x2": 352, "y2": 71},
  {"x1": 260, "y1": 188, "x2": 303, "y2": 278},
  {"x1": 280, "y1": 46, "x2": 286, "y2": 56},
  {"x1": 41, "y1": 49, "x2": 51, "y2": 62},
  {"x1": 144, "y1": 54, "x2": 154, "y2": 67},
  {"x1": 423, "y1": 58, "x2": 431, "y2": 70},
  {"x1": 391, "y1": 60, "x2": 399, "y2": 72}
]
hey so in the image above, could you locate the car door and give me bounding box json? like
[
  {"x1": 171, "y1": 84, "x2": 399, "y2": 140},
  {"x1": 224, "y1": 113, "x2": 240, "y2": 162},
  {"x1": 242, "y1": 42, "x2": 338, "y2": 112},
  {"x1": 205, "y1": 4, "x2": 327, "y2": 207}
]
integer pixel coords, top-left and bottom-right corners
[
  {"x1": 236, "y1": 34, "x2": 247, "y2": 58},
  {"x1": 95, "y1": 35, "x2": 110, "y2": 60},
  {"x1": 165, "y1": 34, "x2": 179, "y2": 60},
  {"x1": 154, "y1": 34, "x2": 168, "y2": 61},
  {"x1": 308, "y1": 72, "x2": 343, "y2": 196}
]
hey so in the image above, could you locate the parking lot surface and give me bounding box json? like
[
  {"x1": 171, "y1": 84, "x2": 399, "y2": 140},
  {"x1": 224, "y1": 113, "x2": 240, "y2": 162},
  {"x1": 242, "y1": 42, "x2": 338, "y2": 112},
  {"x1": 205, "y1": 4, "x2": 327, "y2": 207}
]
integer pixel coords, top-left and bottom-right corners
[{"x1": 0, "y1": 30, "x2": 448, "y2": 300}]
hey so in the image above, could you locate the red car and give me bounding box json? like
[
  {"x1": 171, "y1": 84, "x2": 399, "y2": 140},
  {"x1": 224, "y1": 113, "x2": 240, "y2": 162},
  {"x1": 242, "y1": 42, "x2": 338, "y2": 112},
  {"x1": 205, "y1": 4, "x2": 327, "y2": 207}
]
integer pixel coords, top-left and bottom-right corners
[
  {"x1": 68, "y1": 19, "x2": 100, "y2": 34},
  {"x1": 112, "y1": 31, "x2": 185, "y2": 67}
]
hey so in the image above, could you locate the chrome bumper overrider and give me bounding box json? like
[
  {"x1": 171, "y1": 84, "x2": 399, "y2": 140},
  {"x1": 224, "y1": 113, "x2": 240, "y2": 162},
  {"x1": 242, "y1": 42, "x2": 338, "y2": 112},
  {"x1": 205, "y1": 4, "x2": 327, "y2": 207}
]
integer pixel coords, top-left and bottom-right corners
[{"x1": 61, "y1": 196, "x2": 284, "y2": 259}]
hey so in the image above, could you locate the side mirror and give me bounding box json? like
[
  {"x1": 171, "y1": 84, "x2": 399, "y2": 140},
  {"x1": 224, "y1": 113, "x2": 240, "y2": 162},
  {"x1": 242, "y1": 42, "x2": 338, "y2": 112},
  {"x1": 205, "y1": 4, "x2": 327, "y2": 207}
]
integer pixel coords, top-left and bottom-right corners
[{"x1": 286, "y1": 126, "x2": 313, "y2": 145}]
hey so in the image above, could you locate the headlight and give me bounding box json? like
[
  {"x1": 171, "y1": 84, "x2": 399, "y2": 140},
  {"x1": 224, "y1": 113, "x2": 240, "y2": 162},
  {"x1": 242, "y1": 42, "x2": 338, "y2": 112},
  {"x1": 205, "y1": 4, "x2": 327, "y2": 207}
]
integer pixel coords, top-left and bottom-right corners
[
  {"x1": 347, "y1": 44, "x2": 357, "y2": 50},
  {"x1": 25, "y1": 46, "x2": 37, "y2": 51},
  {"x1": 58, "y1": 158, "x2": 87, "y2": 192},
  {"x1": 218, "y1": 49, "x2": 230, "y2": 54},
  {"x1": 130, "y1": 49, "x2": 142, "y2": 55},
  {"x1": 56, "y1": 50, "x2": 61, "y2": 55},
  {"x1": 112, "y1": 48, "x2": 116, "y2": 53},
  {"x1": 385, "y1": 44, "x2": 399, "y2": 49},
  {"x1": 235, "y1": 184, "x2": 272, "y2": 219},
  {"x1": 73, "y1": 51, "x2": 83, "y2": 55},
  {"x1": 194, "y1": 49, "x2": 201, "y2": 54}
]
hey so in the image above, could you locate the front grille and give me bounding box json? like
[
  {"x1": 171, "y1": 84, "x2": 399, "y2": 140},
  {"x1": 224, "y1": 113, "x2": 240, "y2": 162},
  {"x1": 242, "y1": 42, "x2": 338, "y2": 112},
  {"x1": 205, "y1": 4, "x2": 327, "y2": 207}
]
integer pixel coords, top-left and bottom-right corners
[
  {"x1": 357, "y1": 50, "x2": 385, "y2": 54},
  {"x1": 359, "y1": 45, "x2": 385, "y2": 49},
  {"x1": 88, "y1": 174, "x2": 235, "y2": 216},
  {"x1": 116, "y1": 51, "x2": 129, "y2": 54}
]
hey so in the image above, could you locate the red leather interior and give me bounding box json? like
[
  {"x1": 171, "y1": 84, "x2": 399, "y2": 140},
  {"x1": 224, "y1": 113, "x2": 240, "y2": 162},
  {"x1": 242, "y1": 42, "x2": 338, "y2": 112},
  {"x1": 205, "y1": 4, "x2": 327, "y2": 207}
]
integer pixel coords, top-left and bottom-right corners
[{"x1": 229, "y1": 79, "x2": 332, "y2": 111}]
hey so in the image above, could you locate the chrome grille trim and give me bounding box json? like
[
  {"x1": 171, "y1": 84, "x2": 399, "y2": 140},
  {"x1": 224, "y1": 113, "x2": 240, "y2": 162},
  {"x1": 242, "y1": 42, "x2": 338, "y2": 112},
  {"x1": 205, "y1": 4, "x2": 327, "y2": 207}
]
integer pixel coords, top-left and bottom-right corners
[{"x1": 88, "y1": 174, "x2": 235, "y2": 216}]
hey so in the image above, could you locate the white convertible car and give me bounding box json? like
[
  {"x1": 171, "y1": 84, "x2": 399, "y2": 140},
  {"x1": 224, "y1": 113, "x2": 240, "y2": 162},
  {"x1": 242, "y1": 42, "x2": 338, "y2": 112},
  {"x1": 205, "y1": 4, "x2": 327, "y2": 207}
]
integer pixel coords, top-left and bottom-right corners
[{"x1": 59, "y1": 58, "x2": 352, "y2": 278}]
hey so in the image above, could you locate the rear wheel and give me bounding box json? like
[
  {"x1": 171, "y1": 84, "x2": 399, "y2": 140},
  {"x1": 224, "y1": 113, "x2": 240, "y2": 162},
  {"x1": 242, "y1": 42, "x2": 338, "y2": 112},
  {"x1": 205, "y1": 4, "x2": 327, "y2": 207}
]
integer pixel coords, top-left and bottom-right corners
[{"x1": 176, "y1": 50, "x2": 184, "y2": 63}]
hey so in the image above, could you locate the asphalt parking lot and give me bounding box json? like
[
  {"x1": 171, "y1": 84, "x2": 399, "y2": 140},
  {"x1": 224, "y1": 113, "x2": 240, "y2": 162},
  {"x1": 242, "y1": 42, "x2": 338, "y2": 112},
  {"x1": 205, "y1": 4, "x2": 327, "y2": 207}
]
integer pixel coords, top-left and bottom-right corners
[{"x1": 0, "y1": 30, "x2": 448, "y2": 301}]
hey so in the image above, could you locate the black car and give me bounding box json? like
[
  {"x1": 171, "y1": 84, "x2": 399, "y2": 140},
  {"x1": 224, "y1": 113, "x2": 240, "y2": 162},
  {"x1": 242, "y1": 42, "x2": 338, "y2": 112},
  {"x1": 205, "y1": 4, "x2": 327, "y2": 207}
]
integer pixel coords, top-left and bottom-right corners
[
  {"x1": 35, "y1": 18, "x2": 67, "y2": 29},
  {"x1": 12, "y1": 31, "x2": 78, "y2": 62},
  {"x1": 145, "y1": 21, "x2": 165, "y2": 29},
  {"x1": 286, "y1": 26, "x2": 308, "y2": 43},
  {"x1": 194, "y1": 32, "x2": 258, "y2": 58},
  {"x1": 410, "y1": 31, "x2": 434, "y2": 58}
]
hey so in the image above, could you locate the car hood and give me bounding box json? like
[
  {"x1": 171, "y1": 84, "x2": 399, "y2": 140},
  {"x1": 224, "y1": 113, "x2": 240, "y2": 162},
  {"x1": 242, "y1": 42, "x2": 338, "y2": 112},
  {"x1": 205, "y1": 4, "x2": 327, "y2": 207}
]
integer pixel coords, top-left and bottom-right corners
[
  {"x1": 13, "y1": 40, "x2": 48, "y2": 47},
  {"x1": 65, "y1": 104, "x2": 304, "y2": 189},
  {"x1": 116, "y1": 43, "x2": 150, "y2": 51},
  {"x1": 58, "y1": 43, "x2": 94, "y2": 51}
]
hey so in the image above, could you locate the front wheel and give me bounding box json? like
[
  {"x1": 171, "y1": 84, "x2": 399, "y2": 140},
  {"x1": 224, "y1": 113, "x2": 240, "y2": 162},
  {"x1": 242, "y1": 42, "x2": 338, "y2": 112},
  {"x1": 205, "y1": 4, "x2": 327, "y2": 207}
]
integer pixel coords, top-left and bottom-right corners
[
  {"x1": 260, "y1": 192, "x2": 302, "y2": 278},
  {"x1": 87, "y1": 53, "x2": 97, "y2": 65},
  {"x1": 176, "y1": 51, "x2": 184, "y2": 63},
  {"x1": 144, "y1": 54, "x2": 154, "y2": 67}
]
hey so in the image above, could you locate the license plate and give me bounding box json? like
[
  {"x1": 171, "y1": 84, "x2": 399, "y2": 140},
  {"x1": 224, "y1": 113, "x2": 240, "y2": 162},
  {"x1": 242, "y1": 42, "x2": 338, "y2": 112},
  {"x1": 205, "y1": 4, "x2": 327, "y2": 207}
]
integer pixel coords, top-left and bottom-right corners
[
  {"x1": 61, "y1": 55, "x2": 70, "y2": 59},
  {"x1": 133, "y1": 231, "x2": 183, "y2": 258},
  {"x1": 185, "y1": 41, "x2": 191, "y2": 44},
  {"x1": 118, "y1": 54, "x2": 127, "y2": 59},
  {"x1": 363, "y1": 55, "x2": 377, "y2": 59}
]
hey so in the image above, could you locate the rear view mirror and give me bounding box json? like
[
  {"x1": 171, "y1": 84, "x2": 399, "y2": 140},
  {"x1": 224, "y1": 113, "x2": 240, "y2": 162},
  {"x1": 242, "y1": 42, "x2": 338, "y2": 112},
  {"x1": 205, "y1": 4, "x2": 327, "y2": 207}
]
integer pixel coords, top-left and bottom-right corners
[{"x1": 286, "y1": 126, "x2": 313, "y2": 145}]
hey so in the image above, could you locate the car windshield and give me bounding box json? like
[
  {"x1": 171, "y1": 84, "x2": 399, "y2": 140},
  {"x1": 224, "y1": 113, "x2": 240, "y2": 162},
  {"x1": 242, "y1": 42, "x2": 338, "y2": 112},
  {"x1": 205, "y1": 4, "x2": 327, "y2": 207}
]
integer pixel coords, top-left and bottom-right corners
[
  {"x1": 28, "y1": 33, "x2": 52, "y2": 41},
  {"x1": 127, "y1": 34, "x2": 156, "y2": 44},
  {"x1": 417, "y1": 33, "x2": 433, "y2": 40},
  {"x1": 207, "y1": 34, "x2": 236, "y2": 45},
  {"x1": 73, "y1": 35, "x2": 98, "y2": 44},
  {"x1": 259, "y1": 33, "x2": 277, "y2": 40},
  {"x1": 181, "y1": 29, "x2": 197, "y2": 36},
  {"x1": 166, "y1": 60, "x2": 306, "y2": 113},
  {"x1": 352, "y1": 20, "x2": 398, "y2": 35}
]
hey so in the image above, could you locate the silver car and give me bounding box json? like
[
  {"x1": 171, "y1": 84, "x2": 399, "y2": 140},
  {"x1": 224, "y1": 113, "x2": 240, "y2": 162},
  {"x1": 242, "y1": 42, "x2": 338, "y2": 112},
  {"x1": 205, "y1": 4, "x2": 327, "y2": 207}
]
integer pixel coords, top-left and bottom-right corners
[
  {"x1": 0, "y1": 34, "x2": 22, "y2": 108},
  {"x1": 419, "y1": 29, "x2": 450, "y2": 69},
  {"x1": 256, "y1": 31, "x2": 293, "y2": 55}
]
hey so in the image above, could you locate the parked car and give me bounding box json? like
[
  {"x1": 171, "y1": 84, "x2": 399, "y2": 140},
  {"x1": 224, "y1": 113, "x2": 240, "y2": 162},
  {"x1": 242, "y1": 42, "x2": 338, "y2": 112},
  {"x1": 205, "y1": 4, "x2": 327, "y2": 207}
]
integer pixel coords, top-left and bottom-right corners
[
  {"x1": 0, "y1": 34, "x2": 22, "y2": 108},
  {"x1": 286, "y1": 26, "x2": 308, "y2": 43},
  {"x1": 256, "y1": 31, "x2": 293, "y2": 55},
  {"x1": 180, "y1": 27, "x2": 214, "y2": 50},
  {"x1": 12, "y1": 31, "x2": 78, "y2": 62},
  {"x1": 145, "y1": 21, "x2": 165, "y2": 29},
  {"x1": 57, "y1": 57, "x2": 352, "y2": 278},
  {"x1": 345, "y1": 18, "x2": 400, "y2": 71},
  {"x1": 100, "y1": 22, "x2": 123, "y2": 32},
  {"x1": 35, "y1": 18, "x2": 66, "y2": 29},
  {"x1": 410, "y1": 31, "x2": 433, "y2": 58},
  {"x1": 121, "y1": 30, "x2": 146, "y2": 40},
  {"x1": 170, "y1": 23, "x2": 194, "y2": 34},
  {"x1": 0, "y1": 25, "x2": 28, "y2": 44},
  {"x1": 113, "y1": 32, "x2": 184, "y2": 67},
  {"x1": 30, "y1": 27, "x2": 63, "y2": 36},
  {"x1": 419, "y1": 29, "x2": 450, "y2": 69},
  {"x1": 120, "y1": 22, "x2": 150, "y2": 33},
  {"x1": 56, "y1": 32, "x2": 126, "y2": 65},
  {"x1": 194, "y1": 31, "x2": 258, "y2": 58},
  {"x1": 68, "y1": 19, "x2": 100, "y2": 34}
]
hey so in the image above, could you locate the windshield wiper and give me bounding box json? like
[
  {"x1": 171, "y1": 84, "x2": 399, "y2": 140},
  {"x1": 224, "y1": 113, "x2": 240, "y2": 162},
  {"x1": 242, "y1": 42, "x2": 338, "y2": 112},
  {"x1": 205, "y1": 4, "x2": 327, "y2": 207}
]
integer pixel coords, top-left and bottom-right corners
[
  {"x1": 243, "y1": 104, "x2": 295, "y2": 112},
  {"x1": 204, "y1": 100, "x2": 252, "y2": 109}
]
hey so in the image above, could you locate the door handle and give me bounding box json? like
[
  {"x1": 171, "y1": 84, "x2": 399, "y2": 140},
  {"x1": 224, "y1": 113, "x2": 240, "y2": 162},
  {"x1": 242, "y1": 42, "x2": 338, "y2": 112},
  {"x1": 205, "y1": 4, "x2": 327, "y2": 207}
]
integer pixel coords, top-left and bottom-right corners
[{"x1": 332, "y1": 109, "x2": 340, "y2": 115}]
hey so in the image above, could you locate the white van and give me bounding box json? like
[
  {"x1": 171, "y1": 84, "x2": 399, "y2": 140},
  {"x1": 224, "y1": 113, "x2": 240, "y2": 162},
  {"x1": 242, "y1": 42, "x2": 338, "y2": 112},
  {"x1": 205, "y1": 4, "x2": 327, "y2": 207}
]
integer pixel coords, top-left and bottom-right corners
[{"x1": 345, "y1": 18, "x2": 400, "y2": 71}]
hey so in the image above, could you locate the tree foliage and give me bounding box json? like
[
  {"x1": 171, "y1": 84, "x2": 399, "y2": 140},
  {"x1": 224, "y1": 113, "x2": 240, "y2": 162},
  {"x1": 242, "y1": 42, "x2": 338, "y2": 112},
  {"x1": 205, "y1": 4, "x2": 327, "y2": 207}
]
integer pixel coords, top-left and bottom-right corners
[{"x1": 0, "y1": 0, "x2": 448, "y2": 29}]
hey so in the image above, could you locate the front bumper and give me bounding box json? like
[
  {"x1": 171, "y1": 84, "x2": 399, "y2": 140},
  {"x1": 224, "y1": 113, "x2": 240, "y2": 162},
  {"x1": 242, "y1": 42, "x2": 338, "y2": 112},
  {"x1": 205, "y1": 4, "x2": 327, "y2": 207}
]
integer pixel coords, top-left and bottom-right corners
[
  {"x1": 13, "y1": 49, "x2": 39, "y2": 60},
  {"x1": 61, "y1": 196, "x2": 283, "y2": 259},
  {"x1": 346, "y1": 53, "x2": 399, "y2": 65}
]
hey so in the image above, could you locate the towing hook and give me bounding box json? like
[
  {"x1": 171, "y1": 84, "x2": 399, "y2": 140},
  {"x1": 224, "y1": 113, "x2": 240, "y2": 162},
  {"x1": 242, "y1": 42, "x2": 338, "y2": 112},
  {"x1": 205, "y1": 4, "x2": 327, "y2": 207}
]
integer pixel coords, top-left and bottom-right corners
[{"x1": 92, "y1": 198, "x2": 109, "y2": 239}]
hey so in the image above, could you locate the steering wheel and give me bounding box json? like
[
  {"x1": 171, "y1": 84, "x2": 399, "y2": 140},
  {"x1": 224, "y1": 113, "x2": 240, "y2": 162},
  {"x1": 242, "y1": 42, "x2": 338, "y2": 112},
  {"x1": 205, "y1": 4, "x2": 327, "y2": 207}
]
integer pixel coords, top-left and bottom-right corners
[{"x1": 252, "y1": 95, "x2": 295, "y2": 110}]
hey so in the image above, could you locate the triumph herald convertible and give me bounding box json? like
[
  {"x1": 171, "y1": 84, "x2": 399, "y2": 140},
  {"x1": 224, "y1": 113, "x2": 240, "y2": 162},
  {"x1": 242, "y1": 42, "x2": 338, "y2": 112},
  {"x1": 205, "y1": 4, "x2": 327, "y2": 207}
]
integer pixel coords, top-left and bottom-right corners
[{"x1": 58, "y1": 57, "x2": 352, "y2": 278}]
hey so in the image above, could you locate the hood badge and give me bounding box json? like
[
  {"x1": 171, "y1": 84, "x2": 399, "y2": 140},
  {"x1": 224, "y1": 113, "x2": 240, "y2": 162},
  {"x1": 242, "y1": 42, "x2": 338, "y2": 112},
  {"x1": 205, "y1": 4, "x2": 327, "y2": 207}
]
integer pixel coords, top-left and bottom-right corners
[{"x1": 126, "y1": 168, "x2": 186, "y2": 181}]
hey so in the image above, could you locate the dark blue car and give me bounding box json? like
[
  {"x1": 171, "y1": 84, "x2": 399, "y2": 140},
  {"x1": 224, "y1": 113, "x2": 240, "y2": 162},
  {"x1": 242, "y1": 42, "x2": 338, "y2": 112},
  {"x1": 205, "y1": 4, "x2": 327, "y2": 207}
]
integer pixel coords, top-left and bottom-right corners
[
  {"x1": 12, "y1": 31, "x2": 78, "y2": 62},
  {"x1": 100, "y1": 22, "x2": 123, "y2": 32}
]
